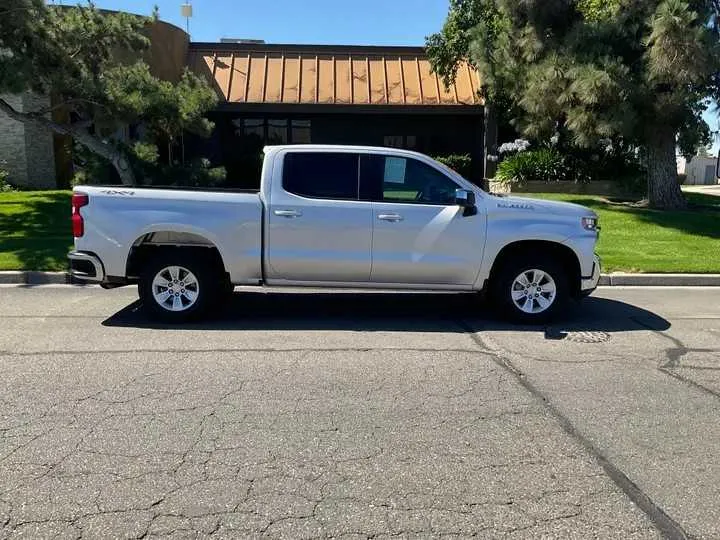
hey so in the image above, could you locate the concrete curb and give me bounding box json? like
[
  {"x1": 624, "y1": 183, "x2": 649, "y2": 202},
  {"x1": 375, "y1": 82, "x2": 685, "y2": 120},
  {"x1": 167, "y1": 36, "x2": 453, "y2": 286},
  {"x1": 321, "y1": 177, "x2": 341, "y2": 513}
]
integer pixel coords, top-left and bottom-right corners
[
  {"x1": 0, "y1": 271, "x2": 70, "y2": 285},
  {"x1": 1, "y1": 271, "x2": 720, "y2": 287},
  {"x1": 599, "y1": 273, "x2": 720, "y2": 286}
]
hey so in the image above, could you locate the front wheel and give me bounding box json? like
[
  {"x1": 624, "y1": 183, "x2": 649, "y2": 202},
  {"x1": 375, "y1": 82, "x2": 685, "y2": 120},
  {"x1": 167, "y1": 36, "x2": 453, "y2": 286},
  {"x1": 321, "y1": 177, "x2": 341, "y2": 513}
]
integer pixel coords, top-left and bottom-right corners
[
  {"x1": 138, "y1": 253, "x2": 221, "y2": 323},
  {"x1": 491, "y1": 256, "x2": 569, "y2": 324}
]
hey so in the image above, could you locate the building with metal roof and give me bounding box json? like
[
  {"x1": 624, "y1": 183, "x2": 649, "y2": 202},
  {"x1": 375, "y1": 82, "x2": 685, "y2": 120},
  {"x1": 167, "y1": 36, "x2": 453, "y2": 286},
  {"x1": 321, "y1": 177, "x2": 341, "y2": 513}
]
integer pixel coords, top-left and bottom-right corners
[{"x1": 185, "y1": 42, "x2": 485, "y2": 188}]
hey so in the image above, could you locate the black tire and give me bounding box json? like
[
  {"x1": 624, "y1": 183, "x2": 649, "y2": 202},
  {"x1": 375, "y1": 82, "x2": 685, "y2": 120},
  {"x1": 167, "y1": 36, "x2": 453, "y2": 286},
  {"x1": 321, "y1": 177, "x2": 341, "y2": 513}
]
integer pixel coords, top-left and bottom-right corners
[
  {"x1": 216, "y1": 276, "x2": 235, "y2": 311},
  {"x1": 138, "y1": 251, "x2": 223, "y2": 323},
  {"x1": 220, "y1": 276, "x2": 235, "y2": 298},
  {"x1": 490, "y1": 254, "x2": 569, "y2": 324}
]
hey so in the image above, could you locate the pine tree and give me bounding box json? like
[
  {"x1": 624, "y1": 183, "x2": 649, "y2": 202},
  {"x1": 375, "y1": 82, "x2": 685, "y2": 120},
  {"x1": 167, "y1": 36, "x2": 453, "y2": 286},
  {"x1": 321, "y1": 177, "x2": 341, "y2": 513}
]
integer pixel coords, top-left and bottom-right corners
[
  {"x1": 428, "y1": 0, "x2": 720, "y2": 209},
  {"x1": 0, "y1": 0, "x2": 217, "y2": 186}
]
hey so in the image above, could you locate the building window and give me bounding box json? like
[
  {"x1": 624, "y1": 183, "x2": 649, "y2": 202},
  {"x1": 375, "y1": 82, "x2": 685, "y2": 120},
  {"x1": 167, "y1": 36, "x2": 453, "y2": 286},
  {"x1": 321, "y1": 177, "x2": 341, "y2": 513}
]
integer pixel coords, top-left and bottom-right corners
[
  {"x1": 232, "y1": 118, "x2": 311, "y2": 144},
  {"x1": 384, "y1": 135, "x2": 404, "y2": 148},
  {"x1": 241, "y1": 118, "x2": 264, "y2": 141},
  {"x1": 384, "y1": 135, "x2": 416, "y2": 149},
  {"x1": 267, "y1": 119, "x2": 288, "y2": 144},
  {"x1": 291, "y1": 120, "x2": 312, "y2": 143}
]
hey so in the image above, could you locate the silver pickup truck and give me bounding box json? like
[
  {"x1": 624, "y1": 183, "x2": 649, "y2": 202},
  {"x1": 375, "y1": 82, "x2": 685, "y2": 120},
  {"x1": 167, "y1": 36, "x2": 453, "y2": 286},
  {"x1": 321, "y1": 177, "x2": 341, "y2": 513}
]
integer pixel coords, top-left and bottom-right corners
[{"x1": 69, "y1": 145, "x2": 601, "y2": 323}]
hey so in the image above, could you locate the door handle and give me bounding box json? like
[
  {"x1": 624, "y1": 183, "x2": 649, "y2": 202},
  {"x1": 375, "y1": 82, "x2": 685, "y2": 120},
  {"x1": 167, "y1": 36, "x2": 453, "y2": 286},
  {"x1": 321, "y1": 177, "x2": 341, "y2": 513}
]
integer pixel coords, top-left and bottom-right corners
[
  {"x1": 377, "y1": 213, "x2": 404, "y2": 222},
  {"x1": 273, "y1": 209, "x2": 303, "y2": 218}
]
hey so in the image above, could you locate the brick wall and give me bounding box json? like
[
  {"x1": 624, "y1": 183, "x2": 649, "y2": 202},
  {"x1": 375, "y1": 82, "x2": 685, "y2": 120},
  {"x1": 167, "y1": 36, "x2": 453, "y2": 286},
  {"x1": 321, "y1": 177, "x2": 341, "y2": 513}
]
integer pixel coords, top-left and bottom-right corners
[
  {"x1": 0, "y1": 94, "x2": 29, "y2": 187},
  {"x1": 0, "y1": 93, "x2": 57, "y2": 189},
  {"x1": 22, "y1": 94, "x2": 56, "y2": 189}
]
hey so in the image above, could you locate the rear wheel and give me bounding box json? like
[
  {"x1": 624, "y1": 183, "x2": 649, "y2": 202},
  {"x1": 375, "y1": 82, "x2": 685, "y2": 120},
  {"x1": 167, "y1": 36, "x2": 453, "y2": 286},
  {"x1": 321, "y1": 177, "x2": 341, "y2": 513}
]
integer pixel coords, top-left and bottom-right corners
[
  {"x1": 139, "y1": 252, "x2": 222, "y2": 323},
  {"x1": 491, "y1": 255, "x2": 569, "y2": 324},
  {"x1": 217, "y1": 276, "x2": 235, "y2": 309}
]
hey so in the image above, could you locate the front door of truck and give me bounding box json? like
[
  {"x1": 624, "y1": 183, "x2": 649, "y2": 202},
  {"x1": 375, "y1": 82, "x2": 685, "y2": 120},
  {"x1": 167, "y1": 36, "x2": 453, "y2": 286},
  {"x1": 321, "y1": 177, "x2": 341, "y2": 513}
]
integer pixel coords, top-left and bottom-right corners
[{"x1": 360, "y1": 154, "x2": 485, "y2": 286}]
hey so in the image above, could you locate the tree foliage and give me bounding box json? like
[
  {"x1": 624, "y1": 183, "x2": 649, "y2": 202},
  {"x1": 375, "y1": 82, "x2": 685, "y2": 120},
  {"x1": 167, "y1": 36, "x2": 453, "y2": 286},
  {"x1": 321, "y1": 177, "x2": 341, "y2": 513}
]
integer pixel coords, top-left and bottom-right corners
[
  {"x1": 0, "y1": 0, "x2": 217, "y2": 186},
  {"x1": 426, "y1": 0, "x2": 486, "y2": 89},
  {"x1": 427, "y1": 0, "x2": 720, "y2": 208}
]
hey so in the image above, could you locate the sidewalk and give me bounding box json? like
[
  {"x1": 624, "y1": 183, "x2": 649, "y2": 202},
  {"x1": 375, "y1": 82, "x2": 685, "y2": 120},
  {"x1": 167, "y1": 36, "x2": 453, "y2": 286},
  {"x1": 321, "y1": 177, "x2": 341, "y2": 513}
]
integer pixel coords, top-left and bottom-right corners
[{"x1": 682, "y1": 184, "x2": 720, "y2": 195}]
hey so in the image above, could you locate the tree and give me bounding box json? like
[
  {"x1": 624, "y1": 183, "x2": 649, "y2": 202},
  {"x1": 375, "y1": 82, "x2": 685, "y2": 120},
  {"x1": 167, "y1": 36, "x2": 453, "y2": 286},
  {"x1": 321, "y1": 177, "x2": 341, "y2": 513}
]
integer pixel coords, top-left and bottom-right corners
[
  {"x1": 427, "y1": 0, "x2": 720, "y2": 209},
  {"x1": 0, "y1": 0, "x2": 217, "y2": 186}
]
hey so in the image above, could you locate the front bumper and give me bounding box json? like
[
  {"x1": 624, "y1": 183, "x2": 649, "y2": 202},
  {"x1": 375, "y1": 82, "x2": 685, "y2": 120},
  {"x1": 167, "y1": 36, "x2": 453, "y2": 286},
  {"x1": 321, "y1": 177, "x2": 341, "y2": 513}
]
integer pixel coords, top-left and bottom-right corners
[
  {"x1": 68, "y1": 251, "x2": 105, "y2": 282},
  {"x1": 580, "y1": 253, "x2": 601, "y2": 295}
]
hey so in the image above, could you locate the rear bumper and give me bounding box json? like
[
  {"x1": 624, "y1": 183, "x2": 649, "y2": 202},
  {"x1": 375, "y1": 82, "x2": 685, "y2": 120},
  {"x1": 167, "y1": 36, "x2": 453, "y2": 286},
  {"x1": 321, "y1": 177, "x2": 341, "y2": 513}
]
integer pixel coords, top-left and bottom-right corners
[
  {"x1": 580, "y1": 253, "x2": 601, "y2": 296},
  {"x1": 68, "y1": 251, "x2": 105, "y2": 282}
]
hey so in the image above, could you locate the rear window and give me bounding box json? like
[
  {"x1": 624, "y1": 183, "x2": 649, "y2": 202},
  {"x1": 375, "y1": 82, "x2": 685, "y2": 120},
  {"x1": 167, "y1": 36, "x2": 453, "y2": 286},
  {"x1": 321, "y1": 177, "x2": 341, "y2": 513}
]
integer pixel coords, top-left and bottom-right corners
[{"x1": 282, "y1": 152, "x2": 359, "y2": 200}]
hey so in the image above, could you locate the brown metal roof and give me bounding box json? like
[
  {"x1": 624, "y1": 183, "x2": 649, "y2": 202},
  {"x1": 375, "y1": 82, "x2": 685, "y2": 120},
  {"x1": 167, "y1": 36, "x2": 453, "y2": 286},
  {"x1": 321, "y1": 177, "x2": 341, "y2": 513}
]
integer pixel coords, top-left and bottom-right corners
[{"x1": 188, "y1": 43, "x2": 483, "y2": 107}]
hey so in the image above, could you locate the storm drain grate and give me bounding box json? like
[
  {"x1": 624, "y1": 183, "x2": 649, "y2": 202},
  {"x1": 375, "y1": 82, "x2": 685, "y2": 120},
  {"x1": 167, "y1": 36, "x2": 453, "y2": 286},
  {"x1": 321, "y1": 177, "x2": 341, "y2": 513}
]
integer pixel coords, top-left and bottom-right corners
[{"x1": 545, "y1": 329, "x2": 612, "y2": 343}]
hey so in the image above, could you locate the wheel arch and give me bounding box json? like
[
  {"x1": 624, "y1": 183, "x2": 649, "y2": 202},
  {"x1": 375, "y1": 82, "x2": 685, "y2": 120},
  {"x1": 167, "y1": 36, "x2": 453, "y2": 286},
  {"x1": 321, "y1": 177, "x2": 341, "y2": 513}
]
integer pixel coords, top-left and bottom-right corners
[
  {"x1": 489, "y1": 240, "x2": 582, "y2": 298},
  {"x1": 126, "y1": 230, "x2": 228, "y2": 281}
]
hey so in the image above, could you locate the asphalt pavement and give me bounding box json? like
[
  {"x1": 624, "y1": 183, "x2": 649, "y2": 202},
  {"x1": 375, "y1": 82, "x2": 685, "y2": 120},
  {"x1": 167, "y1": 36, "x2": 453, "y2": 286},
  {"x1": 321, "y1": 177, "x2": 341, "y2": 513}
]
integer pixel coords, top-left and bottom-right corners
[{"x1": 0, "y1": 285, "x2": 718, "y2": 539}]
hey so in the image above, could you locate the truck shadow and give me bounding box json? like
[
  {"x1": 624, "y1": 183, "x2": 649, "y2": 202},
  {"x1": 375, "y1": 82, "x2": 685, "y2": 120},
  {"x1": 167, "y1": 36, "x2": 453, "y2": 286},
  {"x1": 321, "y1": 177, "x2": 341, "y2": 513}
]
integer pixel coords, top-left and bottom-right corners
[{"x1": 102, "y1": 291, "x2": 671, "y2": 334}]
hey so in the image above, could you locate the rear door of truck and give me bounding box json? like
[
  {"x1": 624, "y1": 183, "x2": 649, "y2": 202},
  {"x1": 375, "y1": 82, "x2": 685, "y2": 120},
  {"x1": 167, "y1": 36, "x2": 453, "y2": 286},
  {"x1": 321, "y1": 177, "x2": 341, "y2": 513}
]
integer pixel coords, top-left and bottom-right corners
[{"x1": 264, "y1": 150, "x2": 372, "y2": 283}]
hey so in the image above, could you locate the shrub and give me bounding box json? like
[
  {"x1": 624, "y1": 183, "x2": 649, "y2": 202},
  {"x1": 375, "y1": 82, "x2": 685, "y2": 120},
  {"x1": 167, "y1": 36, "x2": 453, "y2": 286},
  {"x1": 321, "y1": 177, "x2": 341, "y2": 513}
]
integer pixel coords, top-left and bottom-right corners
[
  {"x1": 70, "y1": 170, "x2": 87, "y2": 187},
  {"x1": 72, "y1": 143, "x2": 118, "y2": 185},
  {"x1": 0, "y1": 163, "x2": 16, "y2": 192},
  {"x1": 131, "y1": 141, "x2": 160, "y2": 165},
  {"x1": 72, "y1": 140, "x2": 227, "y2": 188},
  {"x1": 496, "y1": 148, "x2": 580, "y2": 185},
  {"x1": 433, "y1": 154, "x2": 473, "y2": 179},
  {"x1": 615, "y1": 174, "x2": 647, "y2": 196},
  {"x1": 567, "y1": 142, "x2": 645, "y2": 185},
  {"x1": 135, "y1": 158, "x2": 227, "y2": 188},
  {"x1": 498, "y1": 139, "x2": 531, "y2": 156}
]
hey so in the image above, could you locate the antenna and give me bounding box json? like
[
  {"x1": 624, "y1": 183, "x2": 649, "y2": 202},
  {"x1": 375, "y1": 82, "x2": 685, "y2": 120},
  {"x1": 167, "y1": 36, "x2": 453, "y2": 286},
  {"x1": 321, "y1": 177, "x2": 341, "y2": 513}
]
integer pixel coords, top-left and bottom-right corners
[{"x1": 180, "y1": 2, "x2": 193, "y2": 36}]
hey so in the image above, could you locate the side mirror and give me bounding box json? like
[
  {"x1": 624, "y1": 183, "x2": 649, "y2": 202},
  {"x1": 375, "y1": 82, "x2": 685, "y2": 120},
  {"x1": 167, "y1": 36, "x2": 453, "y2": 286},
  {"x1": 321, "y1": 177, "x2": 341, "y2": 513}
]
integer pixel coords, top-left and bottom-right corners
[{"x1": 455, "y1": 189, "x2": 477, "y2": 216}]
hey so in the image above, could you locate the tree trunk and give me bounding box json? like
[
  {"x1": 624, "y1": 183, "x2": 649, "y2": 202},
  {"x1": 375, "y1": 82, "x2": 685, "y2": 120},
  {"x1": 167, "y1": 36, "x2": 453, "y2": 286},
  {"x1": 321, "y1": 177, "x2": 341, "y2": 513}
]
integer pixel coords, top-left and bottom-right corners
[
  {"x1": 645, "y1": 129, "x2": 686, "y2": 210},
  {"x1": 483, "y1": 103, "x2": 498, "y2": 191},
  {"x1": 108, "y1": 150, "x2": 135, "y2": 186},
  {"x1": 0, "y1": 97, "x2": 136, "y2": 186}
]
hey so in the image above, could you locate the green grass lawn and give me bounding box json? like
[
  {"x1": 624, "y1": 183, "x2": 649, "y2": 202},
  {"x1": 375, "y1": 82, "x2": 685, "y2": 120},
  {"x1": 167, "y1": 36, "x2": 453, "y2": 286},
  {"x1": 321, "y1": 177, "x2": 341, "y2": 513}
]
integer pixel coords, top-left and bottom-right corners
[
  {"x1": 523, "y1": 193, "x2": 720, "y2": 273},
  {"x1": 0, "y1": 191, "x2": 72, "y2": 271},
  {"x1": 0, "y1": 190, "x2": 718, "y2": 273}
]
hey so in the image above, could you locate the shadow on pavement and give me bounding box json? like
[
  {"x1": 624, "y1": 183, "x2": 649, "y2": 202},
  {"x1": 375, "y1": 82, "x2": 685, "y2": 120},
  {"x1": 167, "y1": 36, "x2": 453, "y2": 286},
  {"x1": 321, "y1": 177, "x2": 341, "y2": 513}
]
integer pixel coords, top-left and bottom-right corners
[{"x1": 102, "y1": 291, "x2": 671, "y2": 334}]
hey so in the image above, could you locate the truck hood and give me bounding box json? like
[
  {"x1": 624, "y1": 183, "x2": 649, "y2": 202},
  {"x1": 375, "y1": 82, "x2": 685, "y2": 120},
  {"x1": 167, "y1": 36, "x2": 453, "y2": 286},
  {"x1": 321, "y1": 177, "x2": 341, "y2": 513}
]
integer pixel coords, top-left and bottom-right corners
[{"x1": 488, "y1": 194, "x2": 597, "y2": 218}]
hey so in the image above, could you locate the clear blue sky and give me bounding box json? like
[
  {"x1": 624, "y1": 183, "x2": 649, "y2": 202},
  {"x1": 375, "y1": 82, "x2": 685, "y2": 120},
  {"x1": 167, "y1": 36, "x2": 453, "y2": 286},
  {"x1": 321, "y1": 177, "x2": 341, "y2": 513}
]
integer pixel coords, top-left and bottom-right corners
[
  {"x1": 59, "y1": 0, "x2": 720, "y2": 154},
  {"x1": 76, "y1": 0, "x2": 450, "y2": 46}
]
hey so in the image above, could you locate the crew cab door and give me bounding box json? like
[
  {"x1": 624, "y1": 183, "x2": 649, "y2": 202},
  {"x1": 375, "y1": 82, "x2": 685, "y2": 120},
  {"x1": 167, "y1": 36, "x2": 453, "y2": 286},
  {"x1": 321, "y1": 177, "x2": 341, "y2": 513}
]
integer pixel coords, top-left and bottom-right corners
[
  {"x1": 265, "y1": 151, "x2": 372, "y2": 283},
  {"x1": 360, "y1": 154, "x2": 485, "y2": 286}
]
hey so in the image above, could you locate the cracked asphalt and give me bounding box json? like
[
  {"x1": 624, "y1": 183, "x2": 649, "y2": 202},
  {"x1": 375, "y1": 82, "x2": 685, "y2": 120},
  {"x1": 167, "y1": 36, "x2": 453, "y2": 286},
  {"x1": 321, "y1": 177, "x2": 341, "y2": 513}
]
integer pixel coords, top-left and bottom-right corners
[{"x1": 0, "y1": 285, "x2": 718, "y2": 539}]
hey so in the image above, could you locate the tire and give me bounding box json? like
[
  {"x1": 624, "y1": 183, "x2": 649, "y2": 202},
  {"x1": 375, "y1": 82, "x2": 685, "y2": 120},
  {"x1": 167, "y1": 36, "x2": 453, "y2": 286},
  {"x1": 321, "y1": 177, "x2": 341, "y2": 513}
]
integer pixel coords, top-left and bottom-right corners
[
  {"x1": 220, "y1": 276, "x2": 234, "y2": 298},
  {"x1": 217, "y1": 276, "x2": 235, "y2": 310},
  {"x1": 490, "y1": 254, "x2": 569, "y2": 324},
  {"x1": 138, "y1": 251, "x2": 222, "y2": 323}
]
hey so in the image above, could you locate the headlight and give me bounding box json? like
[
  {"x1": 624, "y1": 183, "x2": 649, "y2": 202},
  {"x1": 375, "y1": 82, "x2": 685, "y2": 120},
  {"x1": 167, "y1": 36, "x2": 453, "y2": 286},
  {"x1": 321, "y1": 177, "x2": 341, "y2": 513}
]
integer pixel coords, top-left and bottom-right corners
[{"x1": 581, "y1": 216, "x2": 599, "y2": 231}]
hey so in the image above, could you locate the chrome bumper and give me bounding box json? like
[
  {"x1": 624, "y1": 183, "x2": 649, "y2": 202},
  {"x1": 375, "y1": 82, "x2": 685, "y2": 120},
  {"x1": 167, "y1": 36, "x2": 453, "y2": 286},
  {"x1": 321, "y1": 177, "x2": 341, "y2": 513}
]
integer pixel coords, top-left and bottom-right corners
[
  {"x1": 68, "y1": 251, "x2": 105, "y2": 282},
  {"x1": 581, "y1": 253, "x2": 602, "y2": 293}
]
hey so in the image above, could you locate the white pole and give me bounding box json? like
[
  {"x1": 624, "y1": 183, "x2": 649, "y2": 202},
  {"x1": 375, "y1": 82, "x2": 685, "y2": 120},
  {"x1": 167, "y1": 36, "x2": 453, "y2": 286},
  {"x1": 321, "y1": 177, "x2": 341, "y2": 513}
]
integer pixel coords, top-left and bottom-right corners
[{"x1": 180, "y1": 3, "x2": 193, "y2": 37}]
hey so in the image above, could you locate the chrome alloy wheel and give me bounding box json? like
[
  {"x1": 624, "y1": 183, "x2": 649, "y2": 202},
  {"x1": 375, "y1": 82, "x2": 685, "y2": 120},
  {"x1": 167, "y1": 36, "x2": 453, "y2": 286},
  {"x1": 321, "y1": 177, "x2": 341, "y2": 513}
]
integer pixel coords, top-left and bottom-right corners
[
  {"x1": 510, "y1": 269, "x2": 557, "y2": 314},
  {"x1": 151, "y1": 266, "x2": 199, "y2": 312}
]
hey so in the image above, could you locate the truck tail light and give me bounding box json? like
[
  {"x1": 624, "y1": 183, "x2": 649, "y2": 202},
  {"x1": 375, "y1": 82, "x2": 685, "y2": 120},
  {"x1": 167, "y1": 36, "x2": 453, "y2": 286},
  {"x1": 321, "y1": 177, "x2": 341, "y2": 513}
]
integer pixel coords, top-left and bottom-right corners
[{"x1": 71, "y1": 193, "x2": 89, "y2": 238}]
